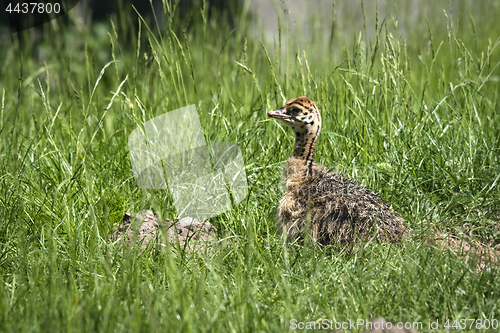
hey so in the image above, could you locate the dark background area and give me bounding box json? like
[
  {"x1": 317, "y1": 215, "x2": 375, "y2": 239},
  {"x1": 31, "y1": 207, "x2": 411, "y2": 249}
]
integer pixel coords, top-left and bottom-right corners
[{"x1": 0, "y1": 0, "x2": 241, "y2": 34}]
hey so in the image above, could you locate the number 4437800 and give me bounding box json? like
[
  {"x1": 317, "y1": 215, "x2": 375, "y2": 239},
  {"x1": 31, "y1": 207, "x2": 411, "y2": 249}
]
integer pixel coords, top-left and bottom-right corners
[
  {"x1": 5, "y1": 2, "x2": 61, "y2": 14},
  {"x1": 443, "y1": 318, "x2": 498, "y2": 330}
]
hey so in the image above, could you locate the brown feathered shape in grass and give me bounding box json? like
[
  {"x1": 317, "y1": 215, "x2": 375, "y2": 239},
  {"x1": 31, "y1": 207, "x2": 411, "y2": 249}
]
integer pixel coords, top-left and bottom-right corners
[{"x1": 268, "y1": 96, "x2": 407, "y2": 244}]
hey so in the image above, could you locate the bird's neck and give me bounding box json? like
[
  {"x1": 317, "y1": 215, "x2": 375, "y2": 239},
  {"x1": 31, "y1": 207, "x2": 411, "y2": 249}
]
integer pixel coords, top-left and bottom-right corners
[
  {"x1": 290, "y1": 124, "x2": 321, "y2": 175},
  {"x1": 292, "y1": 125, "x2": 320, "y2": 162}
]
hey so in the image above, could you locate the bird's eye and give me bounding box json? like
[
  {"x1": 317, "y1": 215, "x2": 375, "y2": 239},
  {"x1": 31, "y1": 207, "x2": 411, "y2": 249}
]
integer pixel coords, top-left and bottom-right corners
[{"x1": 288, "y1": 107, "x2": 300, "y2": 115}]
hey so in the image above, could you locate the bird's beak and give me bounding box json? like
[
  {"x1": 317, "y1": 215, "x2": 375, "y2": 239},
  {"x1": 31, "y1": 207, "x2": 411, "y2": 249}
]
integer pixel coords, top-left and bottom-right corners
[{"x1": 267, "y1": 108, "x2": 290, "y2": 120}]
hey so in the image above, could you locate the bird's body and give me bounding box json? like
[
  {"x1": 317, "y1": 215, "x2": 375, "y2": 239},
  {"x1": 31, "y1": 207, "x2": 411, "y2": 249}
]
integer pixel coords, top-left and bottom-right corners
[{"x1": 268, "y1": 96, "x2": 406, "y2": 244}]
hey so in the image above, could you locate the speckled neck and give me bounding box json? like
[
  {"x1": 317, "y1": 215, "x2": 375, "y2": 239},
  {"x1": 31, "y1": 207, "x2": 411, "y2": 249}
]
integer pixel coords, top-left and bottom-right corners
[
  {"x1": 291, "y1": 120, "x2": 321, "y2": 176},
  {"x1": 292, "y1": 126, "x2": 319, "y2": 160}
]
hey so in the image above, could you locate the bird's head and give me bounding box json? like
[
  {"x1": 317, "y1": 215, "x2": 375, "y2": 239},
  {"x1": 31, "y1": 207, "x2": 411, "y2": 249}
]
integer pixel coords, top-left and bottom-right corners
[{"x1": 267, "y1": 96, "x2": 321, "y2": 136}]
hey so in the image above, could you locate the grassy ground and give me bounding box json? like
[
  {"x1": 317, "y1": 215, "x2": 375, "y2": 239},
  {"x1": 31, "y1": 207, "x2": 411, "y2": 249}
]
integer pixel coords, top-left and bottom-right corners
[{"x1": 1, "y1": 0, "x2": 500, "y2": 332}]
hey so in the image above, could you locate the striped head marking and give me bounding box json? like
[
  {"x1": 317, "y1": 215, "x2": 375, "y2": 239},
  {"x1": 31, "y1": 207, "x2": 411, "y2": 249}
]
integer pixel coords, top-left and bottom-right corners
[
  {"x1": 268, "y1": 96, "x2": 322, "y2": 161},
  {"x1": 267, "y1": 96, "x2": 321, "y2": 135}
]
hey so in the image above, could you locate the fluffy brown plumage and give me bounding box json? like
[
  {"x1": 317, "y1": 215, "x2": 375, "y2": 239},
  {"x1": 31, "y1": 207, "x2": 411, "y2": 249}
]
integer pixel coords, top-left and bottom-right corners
[{"x1": 268, "y1": 96, "x2": 407, "y2": 244}]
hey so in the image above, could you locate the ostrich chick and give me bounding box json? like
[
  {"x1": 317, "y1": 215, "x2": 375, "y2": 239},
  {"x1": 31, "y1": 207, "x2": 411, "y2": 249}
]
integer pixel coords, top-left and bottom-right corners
[{"x1": 268, "y1": 96, "x2": 407, "y2": 244}]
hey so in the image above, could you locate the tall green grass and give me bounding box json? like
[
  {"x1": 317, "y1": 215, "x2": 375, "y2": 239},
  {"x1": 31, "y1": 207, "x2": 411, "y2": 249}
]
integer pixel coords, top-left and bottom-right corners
[{"x1": 0, "y1": 0, "x2": 499, "y2": 331}]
